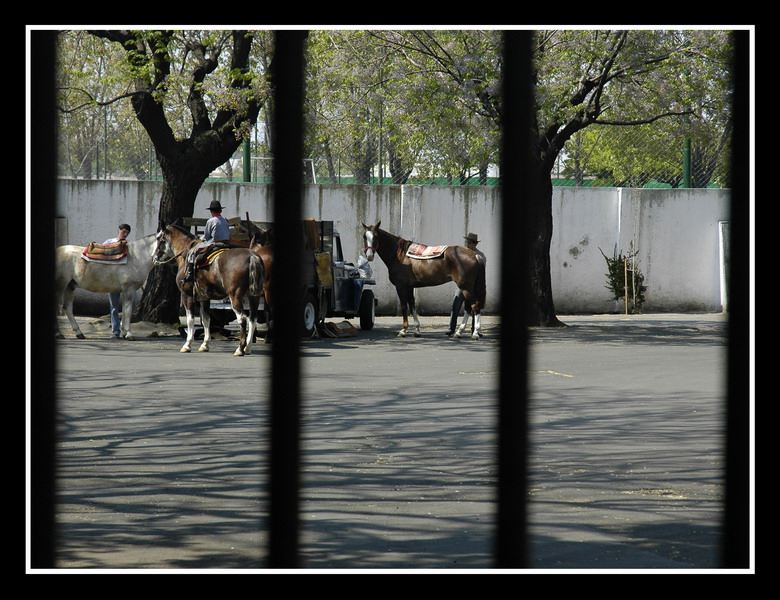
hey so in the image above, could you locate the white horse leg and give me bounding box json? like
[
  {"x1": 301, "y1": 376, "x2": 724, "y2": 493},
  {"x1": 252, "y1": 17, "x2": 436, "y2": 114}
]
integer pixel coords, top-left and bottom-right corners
[
  {"x1": 233, "y1": 309, "x2": 248, "y2": 356},
  {"x1": 243, "y1": 302, "x2": 258, "y2": 355},
  {"x1": 454, "y1": 310, "x2": 470, "y2": 338},
  {"x1": 411, "y1": 305, "x2": 421, "y2": 337},
  {"x1": 62, "y1": 286, "x2": 86, "y2": 339},
  {"x1": 248, "y1": 313, "x2": 257, "y2": 353},
  {"x1": 121, "y1": 289, "x2": 135, "y2": 340},
  {"x1": 397, "y1": 299, "x2": 408, "y2": 337},
  {"x1": 181, "y1": 306, "x2": 196, "y2": 352},
  {"x1": 398, "y1": 313, "x2": 408, "y2": 337},
  {"x1": 231, "y1": 300, "x2": 247, "y2": 356},
  {"x1": 471, "y1": 313, "x2": 481, "y2": 340},
  {"x1": 198, "y1": 304, "x2": 211, "y2": 352}
]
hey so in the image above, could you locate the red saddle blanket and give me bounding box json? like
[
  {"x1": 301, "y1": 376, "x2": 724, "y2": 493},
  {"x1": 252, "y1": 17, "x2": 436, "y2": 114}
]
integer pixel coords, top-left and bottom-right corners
[
  {"x1": 82, "y1": 240, "x2": 128, "y2": 262},
  {"x1": 406, "y1": 242, "x2": 448, "y2": 259}
]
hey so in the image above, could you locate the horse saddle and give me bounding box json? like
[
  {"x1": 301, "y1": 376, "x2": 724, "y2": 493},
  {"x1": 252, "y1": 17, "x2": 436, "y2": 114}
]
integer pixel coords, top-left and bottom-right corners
[
  {"x1": 82, "y1": 240, "x2": 128, "y2": 262},
  {"x1": 193, "y1": 242, "x2": 232, "y2": 269},
  {"x1": 406, "y1": 242, "x2": 448, "y2": 259}
]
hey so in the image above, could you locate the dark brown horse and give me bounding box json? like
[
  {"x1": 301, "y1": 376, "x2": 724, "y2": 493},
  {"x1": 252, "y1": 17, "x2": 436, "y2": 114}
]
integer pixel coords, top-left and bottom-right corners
[
  {"x1": 153, "y1": 223, "x2": 265, "y2": 356},
  {"x1": 248, "y1": 224, "x2": 322, "y2": 338},
  {"x1": 362, "y1": 221, "x2": 486, "y2": 338},
  {"x1": 248, "y1": 229, "x2": 274, "y2": 343}
]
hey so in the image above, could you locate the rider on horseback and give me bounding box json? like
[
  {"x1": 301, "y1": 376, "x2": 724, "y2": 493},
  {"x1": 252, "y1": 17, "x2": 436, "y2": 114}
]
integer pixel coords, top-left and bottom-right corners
[{"x1": 184, "y1": 200, "x2": 230, "y2": 283}]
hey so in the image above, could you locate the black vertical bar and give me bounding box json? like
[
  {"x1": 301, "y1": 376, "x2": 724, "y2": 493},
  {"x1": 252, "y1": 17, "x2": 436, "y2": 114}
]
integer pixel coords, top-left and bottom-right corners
[
  {"x1": 496, "y1": 31, "x2": 532, "y2": 568},
  {"x1": 268, "y1": 30, "x2": 306, "y2": 568},
  {"x1": 30, "y1": 29, "x2": 58, "y2": 569},
  {"x1": 722, "y1": 28, "x2": 751, "y2": 569}
]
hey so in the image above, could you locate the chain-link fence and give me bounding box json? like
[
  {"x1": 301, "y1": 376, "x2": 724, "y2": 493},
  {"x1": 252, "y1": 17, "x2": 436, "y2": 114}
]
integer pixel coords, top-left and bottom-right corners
[
  {"x1": 57, "y1": 116, "x2": 730, "y2": 189},
  {"x1": 552, "y1": 122, "x2": 731, "y2": 189}
]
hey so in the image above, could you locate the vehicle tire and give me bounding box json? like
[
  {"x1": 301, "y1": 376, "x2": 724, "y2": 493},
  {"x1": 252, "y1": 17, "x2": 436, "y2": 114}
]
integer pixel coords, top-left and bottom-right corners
[
  {"x1": 302, "y1": 291, "x2": 319, "y2": 337},
  {"x1": 359, "y1": 289, "x2": 375, "y2": 330}
]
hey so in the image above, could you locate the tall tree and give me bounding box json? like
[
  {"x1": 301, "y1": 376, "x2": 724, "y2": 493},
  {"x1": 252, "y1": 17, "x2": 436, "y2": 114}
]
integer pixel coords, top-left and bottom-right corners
[
  {"x1": 89, "y1": 30, "x2": 272, "y2": 323},
  {"x1": 366, "y1": 29, "x2": 728, "y2": 326},
  {"x1": 523, "y1": 30, "x2": 729, "y2": 325}
]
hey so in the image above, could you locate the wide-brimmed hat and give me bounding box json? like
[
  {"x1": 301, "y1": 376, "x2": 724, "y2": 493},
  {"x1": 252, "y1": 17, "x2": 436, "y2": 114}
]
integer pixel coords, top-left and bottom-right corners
[
  {"x1": 464, "y1": 232, "x2": 480, "y2": 244},
  {"x1": 207, "y1": 200, "x2": 224, "y2": 212}
]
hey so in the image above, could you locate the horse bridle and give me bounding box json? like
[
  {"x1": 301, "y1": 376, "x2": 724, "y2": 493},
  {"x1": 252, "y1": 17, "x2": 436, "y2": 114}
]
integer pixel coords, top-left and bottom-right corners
[
  {"x1": 364, "y1": 230, "x2": 379, "y2": 254},
  {"x1": 152, "y1": 230, "x2": 187, "y2": 265}
]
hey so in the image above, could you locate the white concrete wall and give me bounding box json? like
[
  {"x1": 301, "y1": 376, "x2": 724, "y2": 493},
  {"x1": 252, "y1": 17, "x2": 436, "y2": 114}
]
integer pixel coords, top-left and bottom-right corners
[
  {"x1": 549, "y1": 187, "x2": 731, "y2": 313},
  {"x1": 56, "y1": 179, "x2": 730, "y2": 315}
]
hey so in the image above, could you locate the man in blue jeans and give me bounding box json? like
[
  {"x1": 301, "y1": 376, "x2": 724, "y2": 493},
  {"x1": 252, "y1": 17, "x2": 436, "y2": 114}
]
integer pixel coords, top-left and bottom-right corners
[
  {"x1": 446, "y1": 232, "x2": 486, "y2": 337},
  {"x1": 103, "y1": 223, "x2": 132, "y2": 337}
]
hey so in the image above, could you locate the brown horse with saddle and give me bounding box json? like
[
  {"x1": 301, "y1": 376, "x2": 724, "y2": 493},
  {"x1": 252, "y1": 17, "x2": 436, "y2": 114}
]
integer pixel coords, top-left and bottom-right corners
[
  {"x1": 362, "y1": 221, "x2": 486, "y2": 338},
  {"x1": 153, "y1": 223, "x2": 265, "y2": 356}
]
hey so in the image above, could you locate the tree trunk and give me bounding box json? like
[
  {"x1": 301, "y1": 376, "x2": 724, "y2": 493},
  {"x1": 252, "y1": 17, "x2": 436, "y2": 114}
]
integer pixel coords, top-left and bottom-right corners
[
  {"x1": 135, "y1": 148, "x2": 213, "y2": 324},
  {"x1": 527, "y1": 165, "x2": 566, "y2": 328},
  {"x1": 88, "y1": 30, "x2": 268, "y2": 326}
]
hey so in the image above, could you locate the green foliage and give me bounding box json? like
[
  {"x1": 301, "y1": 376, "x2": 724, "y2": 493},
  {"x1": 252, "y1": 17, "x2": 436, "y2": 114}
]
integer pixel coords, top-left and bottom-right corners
[
  {"x1": 599, "y1": 244, "x2": 647, "y2": 312},
  {"x1": 56, "y1": 28, "x2": 734, "y2": 187}
]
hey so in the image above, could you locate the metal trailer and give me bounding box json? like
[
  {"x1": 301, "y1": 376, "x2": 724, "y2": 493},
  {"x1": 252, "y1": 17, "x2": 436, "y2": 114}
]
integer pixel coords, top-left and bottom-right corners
[{"x1": 182, "y1": 217, "x2": 377, "y2": 337}]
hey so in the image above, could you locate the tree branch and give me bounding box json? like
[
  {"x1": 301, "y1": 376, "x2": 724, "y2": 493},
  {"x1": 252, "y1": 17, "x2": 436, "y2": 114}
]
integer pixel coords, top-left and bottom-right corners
[
  {"x1": 57, "y1": 88, "x2": 139, "y2": 113},
  {"x1": 594, "y1": 110, "x2": 695, "y2": 126},
  {"x1": 89, "y1": 30, "x2": 178, "y2": 156}
]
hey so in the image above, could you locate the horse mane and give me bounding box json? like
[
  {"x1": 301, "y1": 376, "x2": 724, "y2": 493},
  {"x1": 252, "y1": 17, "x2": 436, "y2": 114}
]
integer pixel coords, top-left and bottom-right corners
[
  {"x1": 170, "y1": 223, "x2": 196, "y2": 239},
  {"x1": 376, "y1": 225, "x2": 413, "y2": 255},
  {"x1": 397, "y1": 237, "x2": 413, "y2": 253}
]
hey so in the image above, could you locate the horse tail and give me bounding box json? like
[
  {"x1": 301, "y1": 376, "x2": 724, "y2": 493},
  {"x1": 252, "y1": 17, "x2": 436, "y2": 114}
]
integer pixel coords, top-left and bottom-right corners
[{"x1": 248, "y1": 252, "x2": 264, "y2": 297}]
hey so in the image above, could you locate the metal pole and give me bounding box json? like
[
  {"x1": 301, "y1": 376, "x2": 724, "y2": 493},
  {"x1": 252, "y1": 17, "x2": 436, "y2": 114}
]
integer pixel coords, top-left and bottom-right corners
[
  {"x1": 30, "y1": 29, "x2": 58, "y2": 569},
  {"x1": 722, "y1": 28, "x2": 751, "y2": 570},
  {"x1": 624, "y1": 258, "x2": 629, "y2": 314},
  {"x1": 496, "y1": 30, "x2": 532, "y2": 569},
  {"x1": 243, "y1": 138, "x2": 251, "y2": 182},
  {"x1": 268, "y1": 30, "x2": 306, "y2": 568}
]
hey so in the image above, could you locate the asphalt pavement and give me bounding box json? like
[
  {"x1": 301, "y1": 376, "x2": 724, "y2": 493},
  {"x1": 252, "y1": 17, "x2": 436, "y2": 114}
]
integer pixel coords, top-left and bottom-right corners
[{"x1": 43, "y1": 311, "x2": 738, "y2": 573}]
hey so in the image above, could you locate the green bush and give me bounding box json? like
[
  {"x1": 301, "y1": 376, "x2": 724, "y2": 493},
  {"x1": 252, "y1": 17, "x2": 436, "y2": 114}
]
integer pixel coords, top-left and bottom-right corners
[{"x1": 599, "y1": 244, "x2": 647, "y2": 312}]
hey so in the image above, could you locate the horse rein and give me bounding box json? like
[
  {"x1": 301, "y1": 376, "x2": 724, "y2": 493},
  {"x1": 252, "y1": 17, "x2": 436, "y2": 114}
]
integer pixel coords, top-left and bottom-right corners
[{"x1": 152, "y1": 233, "x2": 188, "y2": 265}]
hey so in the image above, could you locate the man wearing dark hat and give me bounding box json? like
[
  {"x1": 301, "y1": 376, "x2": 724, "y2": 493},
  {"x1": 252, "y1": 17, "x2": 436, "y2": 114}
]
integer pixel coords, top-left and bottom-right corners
[
  {"x1": 446, "y1": 232, "x2": 486, "y2": 337},
  {"x1": 184, "y1": 200, "x2": 231, "y2": 283}
]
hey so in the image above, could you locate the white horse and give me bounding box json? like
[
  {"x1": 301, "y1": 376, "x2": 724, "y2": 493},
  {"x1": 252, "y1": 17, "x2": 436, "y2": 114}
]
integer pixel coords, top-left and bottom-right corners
[{"x1": 55, "y1": 234, "x2": 158, "y2": 340}]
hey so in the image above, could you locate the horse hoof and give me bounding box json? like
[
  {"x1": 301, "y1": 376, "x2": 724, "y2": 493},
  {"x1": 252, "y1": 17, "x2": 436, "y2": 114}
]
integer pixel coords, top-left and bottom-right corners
[
  {"x1": 471, "y1": 334, "x2": 479, "y2": 340},
  {"x1": 398, "y1": 330, "x2": 407, "y2": 338},
  {"x1": 180, "y1": 347, "x2": 191, "y2": 353},
  {"x1": 198, "y1": 346, "x2": 209, "y2": 353},
  {"x1": 125, "y1": 334, "x2": 135, "y2": 341}
]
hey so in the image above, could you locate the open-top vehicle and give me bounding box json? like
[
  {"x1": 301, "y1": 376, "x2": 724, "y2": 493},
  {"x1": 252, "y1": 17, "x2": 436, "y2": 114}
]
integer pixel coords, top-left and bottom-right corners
[{"x1": 182, "y1": 217, "x2": 377, "y2": 337}]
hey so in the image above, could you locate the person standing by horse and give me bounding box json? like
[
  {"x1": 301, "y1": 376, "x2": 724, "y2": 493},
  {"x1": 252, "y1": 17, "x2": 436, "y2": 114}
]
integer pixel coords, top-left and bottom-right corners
[
  {"x1": 104, "y1": 223, "x2": 132, "y2": 337},
  {"x1": 446, "y1": 232, "x2": 486, "y2": 337},
  {"x1": 184, "y1": 200, "x2": 231, "y2": 283}
]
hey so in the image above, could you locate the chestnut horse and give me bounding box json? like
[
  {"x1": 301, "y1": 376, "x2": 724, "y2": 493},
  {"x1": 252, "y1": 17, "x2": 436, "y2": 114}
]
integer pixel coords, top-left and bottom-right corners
[
  {"x1": 362, "y1": 221, "x2": 486, "y2": 338},
  {"x1": 153, "y1": 223, "x2": 264, "y2": 356}
]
